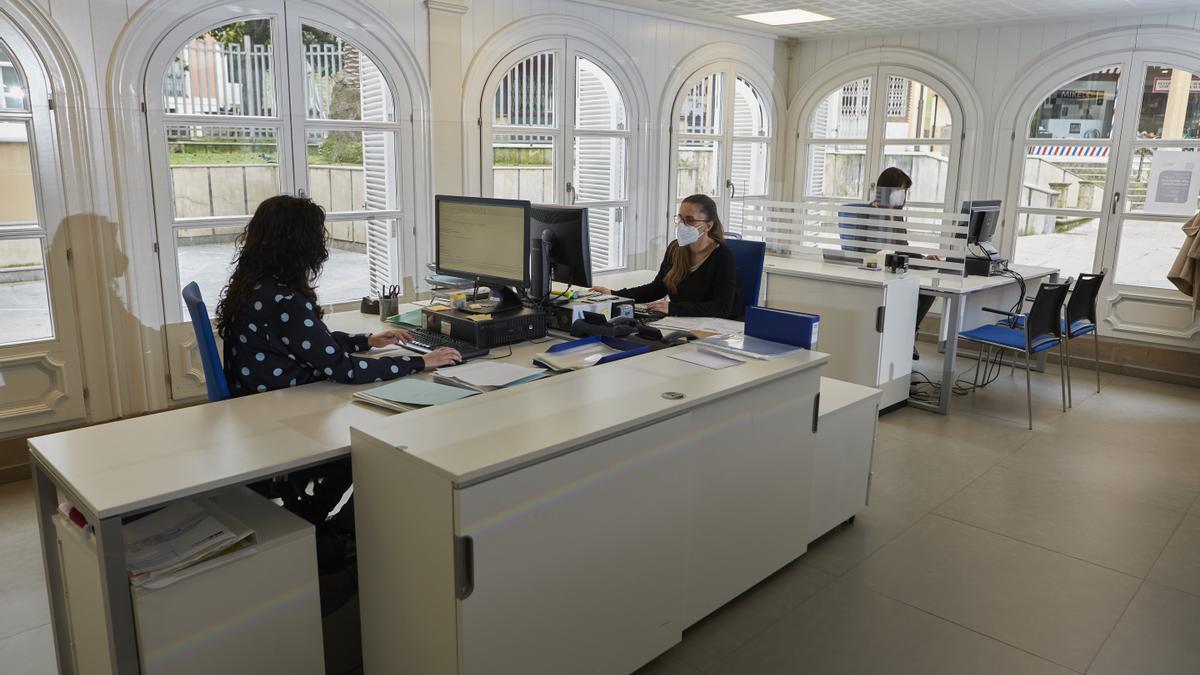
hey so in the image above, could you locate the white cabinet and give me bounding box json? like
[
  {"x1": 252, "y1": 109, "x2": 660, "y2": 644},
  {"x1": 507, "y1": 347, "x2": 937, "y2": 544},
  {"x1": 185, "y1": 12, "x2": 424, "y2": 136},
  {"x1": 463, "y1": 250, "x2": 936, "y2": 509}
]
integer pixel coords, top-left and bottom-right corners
[
  {"x1": 810, "y1": 377, "x2": 882, "y2": 542},
  {"x1": 52, "y1": 488, "x2": 324, "y2": 675},
  {"x1": 352, "y1": 357, "x2": 824, "y2": 675},
  {"x1": 765, "y1": 265, "x2": 919, "y2": 408}
]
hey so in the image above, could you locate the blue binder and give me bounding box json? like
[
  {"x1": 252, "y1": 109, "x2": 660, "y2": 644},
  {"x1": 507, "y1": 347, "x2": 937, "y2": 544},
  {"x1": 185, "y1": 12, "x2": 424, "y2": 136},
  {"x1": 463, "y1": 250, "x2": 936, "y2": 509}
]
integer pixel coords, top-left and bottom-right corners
[{"x1": 744, "y1": 306, "x2": 820, "y2": 350}]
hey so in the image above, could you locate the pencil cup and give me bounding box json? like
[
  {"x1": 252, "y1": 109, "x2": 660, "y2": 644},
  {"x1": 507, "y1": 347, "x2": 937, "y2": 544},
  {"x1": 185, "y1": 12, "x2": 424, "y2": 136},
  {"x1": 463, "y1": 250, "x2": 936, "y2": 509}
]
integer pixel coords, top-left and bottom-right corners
[{"x1": 379, "y1": 297, "x2": 400, "y2": 320}]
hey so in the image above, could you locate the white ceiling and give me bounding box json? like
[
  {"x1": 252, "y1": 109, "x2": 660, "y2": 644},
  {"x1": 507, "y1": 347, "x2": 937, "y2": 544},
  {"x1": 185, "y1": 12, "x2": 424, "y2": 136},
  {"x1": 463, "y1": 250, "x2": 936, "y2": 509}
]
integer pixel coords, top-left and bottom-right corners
[{"x1": 606, "y1": 0, "x2": 1200, "y2": 37}]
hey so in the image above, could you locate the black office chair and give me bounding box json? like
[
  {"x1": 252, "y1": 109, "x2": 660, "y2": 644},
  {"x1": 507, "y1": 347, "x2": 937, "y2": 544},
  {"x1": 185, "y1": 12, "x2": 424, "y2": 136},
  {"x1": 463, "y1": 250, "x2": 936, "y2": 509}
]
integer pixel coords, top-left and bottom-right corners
[
  {"x1": 998, "y1": 271, "x2": 1106, "y2": 407},
  {"x1": 960, "y1": 281, "x2": 1071, "y2": 429}
]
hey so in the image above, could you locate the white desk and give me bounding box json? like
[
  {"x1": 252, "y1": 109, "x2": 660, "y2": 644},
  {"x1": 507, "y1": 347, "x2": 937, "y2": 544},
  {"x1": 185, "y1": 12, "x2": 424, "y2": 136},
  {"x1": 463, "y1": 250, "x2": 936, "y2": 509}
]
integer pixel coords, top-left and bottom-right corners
[
  {"x1": 352, "y1": 344, "x2": 831, "y2": 674},
  {"x1": 26, "y1": 310, "x2": 557, "y2": 675},
  {"x1": 28, "y1": 306, "x2": 844, "y2": 675},
  {"x1": 759, "y1": 257, "x2": 1058, "y2": 414}
]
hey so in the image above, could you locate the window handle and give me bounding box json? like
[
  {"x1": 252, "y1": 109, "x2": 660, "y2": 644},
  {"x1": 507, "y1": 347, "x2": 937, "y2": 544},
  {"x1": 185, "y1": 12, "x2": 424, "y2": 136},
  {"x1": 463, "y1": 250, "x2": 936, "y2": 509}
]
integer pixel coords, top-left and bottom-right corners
[
  {"x1": 1110, "y1": 190, "x2": 1121, "y2": 215},
  {"x1": 726, "y1": 178, "x2": 736, "y2": 199},
  {"x1": 566, "y1": 181, "x2": 575, "y2": 205}
]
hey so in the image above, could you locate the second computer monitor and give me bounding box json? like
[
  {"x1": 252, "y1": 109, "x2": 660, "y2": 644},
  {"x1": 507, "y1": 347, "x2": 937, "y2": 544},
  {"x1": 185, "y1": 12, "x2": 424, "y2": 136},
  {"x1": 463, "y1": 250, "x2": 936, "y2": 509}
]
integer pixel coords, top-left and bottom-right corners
[
  {"x1": 963, "y1": 200, "x2": 1002, "y2": 258},
  {"x1": 436, "y1": 195, "x2": 531, "y2": 289},
  {"x1": 530, "y1": 204, "x2": 592, "y2": 288}
]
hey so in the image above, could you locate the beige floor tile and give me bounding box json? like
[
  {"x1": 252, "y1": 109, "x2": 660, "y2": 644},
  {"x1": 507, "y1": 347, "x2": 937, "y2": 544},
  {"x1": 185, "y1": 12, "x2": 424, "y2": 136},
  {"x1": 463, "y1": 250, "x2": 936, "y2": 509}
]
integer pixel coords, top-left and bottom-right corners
[
  {"x1": 634, "y1": 648, "x2": 702, "y2": 675},
  {"x1": 799, "y1": 499, "x2": 926, "y2": 577},
  {"x1": 935, "y1": 465, "x2": 1186, "y2": 577},
  {"x1": 868, "y1": 435, "x2": 1008, "y2": 515},
  {"x1": 0, "y1": 523, "x2": 50, "y2": 641},
  {"x1": 652, "y1": 562, "x2": 835, "y2": 672},
  {"x1": 709, "y1": 578, "x2": 1076, "y2": 675},
  {"x1": 851, "y1": 515, "x2": 1141, "y2": 672},
  {"x1": 1148, "y1": 513, "x2": 1200, "y2": 597},
  {"x1": 1001, "y1": 436, "x2": 1199, "y2": 513},
  {"x1": 876, "y1": 404, "x2": 1032, "y2": 454},
  {"x1": 0, "y1": 624, "x2": 56, "y2": 675},
  {"x1": 0, "y1": 479, "x2": 37, "y2": 535},
  {"x1": 1088, "y1": 582, "x2": 1200, "y2": 675}
]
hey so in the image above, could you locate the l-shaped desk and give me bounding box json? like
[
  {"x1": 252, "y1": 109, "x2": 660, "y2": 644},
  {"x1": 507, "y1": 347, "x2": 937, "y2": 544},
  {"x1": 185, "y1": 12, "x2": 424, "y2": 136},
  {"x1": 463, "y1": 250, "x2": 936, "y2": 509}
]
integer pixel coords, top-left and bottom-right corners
[{"x1": 29, "y1": 300, "x2": 885, "y2": 674}]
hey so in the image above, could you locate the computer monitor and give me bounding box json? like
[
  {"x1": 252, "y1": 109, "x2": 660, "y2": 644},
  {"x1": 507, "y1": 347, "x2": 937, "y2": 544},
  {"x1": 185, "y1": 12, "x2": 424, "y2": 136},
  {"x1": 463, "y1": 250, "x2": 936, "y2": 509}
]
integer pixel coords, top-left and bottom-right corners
[
  {"x1": 963, "y1": 200, "x2": 1002, "y2": 259},
  {"x1": 436, "y1": 195, "x2": 531, "y2": 309},
  {"x1": 529, "y1": 205, "x2": 591, "y2": 299}
]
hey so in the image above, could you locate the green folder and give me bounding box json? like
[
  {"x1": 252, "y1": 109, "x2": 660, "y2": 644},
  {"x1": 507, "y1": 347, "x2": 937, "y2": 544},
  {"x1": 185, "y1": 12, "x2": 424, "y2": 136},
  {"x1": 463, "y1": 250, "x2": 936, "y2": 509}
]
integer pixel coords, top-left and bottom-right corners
[{"x1": 358, "y1": 379, "x2": 477, "y2": 407}]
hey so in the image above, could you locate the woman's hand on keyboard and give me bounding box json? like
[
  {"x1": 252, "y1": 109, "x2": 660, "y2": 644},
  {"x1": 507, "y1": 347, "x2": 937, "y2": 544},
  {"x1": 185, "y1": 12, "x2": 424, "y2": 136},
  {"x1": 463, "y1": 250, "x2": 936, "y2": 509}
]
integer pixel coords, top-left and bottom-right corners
[
  {"x1": 421, "y1": 347, "x2": 463, "y2": 370},
  {"x1": 368, "y1": 328, "x2": 413, "y2": 348}
]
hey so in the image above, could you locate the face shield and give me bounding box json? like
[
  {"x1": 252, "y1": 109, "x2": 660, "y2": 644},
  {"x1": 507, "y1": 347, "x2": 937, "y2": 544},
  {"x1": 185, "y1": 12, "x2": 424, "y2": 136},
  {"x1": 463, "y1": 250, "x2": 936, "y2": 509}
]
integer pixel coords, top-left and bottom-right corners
[{"x1": 876, "y1": 186, "x2": 908, "y2": 209}]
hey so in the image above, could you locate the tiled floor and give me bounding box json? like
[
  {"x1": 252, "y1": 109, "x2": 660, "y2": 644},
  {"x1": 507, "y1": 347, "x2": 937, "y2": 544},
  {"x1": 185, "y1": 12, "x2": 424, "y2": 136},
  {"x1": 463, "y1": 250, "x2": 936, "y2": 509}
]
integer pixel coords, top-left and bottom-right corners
[{"x1": 2, "y1": 346, "x2": 1198, "y2": 674}]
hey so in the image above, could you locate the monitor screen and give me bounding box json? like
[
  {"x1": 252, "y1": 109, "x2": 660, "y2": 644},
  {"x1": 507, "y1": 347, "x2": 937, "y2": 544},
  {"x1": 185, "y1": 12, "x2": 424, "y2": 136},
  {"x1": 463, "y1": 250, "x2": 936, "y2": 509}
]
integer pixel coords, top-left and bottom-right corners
[
  {"x1": 963, "y1": 200, "x2": 1001, "y2": 245},
  {"x1": 436, "y1": 196, "x2": 530, "y2": 287},
  {"x1": 530, "y1": 205, "x2": 591, "y2": 288}
]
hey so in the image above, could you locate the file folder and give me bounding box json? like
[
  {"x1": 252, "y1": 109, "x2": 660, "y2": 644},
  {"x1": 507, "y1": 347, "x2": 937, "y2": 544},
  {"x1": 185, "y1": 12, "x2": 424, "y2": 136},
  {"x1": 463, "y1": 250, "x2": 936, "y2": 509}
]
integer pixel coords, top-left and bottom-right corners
[{"x1": 744, "y1": 306, "x2": 820, "y2": 350}]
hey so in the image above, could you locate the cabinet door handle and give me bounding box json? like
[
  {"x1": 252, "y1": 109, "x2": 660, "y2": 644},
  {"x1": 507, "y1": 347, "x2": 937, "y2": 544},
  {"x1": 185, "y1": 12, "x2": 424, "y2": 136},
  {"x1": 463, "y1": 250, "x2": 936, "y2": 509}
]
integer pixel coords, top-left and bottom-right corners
[
  {"x1": 812, "y1": 392, "x2": 820, "y2": 433},
  {"x1": 454, "y1": 535, "x2": 474, "y2": 600},
  {"x1": 875, "y1": 306, "x2": 886, "y2": 333}
]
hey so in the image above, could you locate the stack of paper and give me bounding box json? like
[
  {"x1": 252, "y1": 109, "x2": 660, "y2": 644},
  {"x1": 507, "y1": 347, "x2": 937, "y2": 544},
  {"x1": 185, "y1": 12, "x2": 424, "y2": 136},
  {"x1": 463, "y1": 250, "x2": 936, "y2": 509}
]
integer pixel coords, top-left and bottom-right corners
[
  {"x1": 432, "y1": 361, "x2": 546, "y2": 392},
  {"x1": 124, "y1": 497, "x2": 255, "y2": 589},
  {"x1": 353, "y1": 378, "x2": 478, "y2": 412},
  {"x1": 650, "y1": 316, "x2": 744, "y2": 336},
  {"x1": 697, "y1": 334, "x2": 805, "y2": 360}
]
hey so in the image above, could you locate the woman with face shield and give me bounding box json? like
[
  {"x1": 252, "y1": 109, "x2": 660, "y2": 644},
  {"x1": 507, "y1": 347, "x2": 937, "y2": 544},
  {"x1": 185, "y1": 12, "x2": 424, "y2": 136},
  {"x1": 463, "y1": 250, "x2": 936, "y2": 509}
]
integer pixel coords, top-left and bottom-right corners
[{"x1": 591, "y1": 193, "x2": 743, "y2": 319}]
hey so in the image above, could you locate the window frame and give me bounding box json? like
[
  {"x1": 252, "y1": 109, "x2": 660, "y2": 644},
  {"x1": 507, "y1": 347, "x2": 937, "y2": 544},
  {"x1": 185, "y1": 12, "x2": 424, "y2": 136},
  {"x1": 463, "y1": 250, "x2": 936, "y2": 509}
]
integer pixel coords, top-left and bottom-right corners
[
  {"x1": 144, "y1": 1, "x2": 419, "y2": 319},
  {"x1": 796, "y1": 65, "x2": 963, "y2": 212},
  {"x1": 480, "y1": 38, "x2": 634, "y2": 272},
  {"x1": 668, "y1": 63, "x2": 775, "y2": 237}
]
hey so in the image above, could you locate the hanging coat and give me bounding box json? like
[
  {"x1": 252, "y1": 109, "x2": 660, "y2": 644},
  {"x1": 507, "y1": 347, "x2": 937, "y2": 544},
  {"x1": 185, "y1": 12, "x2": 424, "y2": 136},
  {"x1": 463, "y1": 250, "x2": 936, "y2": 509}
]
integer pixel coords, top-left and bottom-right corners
[{"x1": 1167, "y1": 212, "x2": 1200, "y2": 314}]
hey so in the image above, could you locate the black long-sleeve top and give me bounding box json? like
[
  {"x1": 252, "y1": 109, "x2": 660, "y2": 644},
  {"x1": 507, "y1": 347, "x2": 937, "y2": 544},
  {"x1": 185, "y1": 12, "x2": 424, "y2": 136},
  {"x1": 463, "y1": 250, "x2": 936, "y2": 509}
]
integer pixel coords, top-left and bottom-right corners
[
  {"x1": 616, "y1": 242, "x2": 743, "y2": 319},
  {"x1": 223, "y1": 280, "x2": 423, "y2": 396}
]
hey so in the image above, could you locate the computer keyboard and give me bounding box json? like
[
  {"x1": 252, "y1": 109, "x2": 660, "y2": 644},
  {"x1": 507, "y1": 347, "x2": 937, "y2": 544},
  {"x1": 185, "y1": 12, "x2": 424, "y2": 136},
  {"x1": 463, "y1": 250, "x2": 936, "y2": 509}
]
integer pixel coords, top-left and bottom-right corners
[{"x1": 403, "y1": 327, "x2": 491, "y2": 361}]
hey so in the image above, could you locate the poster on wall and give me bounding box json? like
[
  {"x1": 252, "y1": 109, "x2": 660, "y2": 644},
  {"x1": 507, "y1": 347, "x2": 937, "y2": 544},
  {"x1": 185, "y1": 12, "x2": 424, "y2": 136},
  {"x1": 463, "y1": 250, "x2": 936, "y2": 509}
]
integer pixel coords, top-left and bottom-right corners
[{"x1": 1144, "y1": 151, "x2": 1200, "y2": 216}]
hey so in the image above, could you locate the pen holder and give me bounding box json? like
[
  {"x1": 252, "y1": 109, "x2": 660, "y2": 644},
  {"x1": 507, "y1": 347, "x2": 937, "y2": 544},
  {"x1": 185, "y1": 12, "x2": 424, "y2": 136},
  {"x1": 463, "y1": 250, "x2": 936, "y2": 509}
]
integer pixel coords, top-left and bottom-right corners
[
  {"x1": 360, "y1": 296, "x2": 380, "y2": 315},
  {"x1": 379, "y1": 297, "x2": 400, "y2": 320}
]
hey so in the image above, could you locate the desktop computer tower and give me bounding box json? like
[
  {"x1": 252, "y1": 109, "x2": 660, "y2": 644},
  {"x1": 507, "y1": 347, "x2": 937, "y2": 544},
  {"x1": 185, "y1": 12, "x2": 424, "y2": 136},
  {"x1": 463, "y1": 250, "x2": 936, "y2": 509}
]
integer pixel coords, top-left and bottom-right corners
[{"x1": 422, "y1": 306, "x2": 547, "y2": 347}]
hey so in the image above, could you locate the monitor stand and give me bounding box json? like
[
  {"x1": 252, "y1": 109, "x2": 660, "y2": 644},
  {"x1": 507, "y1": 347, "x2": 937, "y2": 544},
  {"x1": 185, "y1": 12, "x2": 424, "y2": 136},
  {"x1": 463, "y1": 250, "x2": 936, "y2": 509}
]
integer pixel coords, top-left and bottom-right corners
[
  {"x1": 978, "y1": 240, "x2": 1001, "y2": 260},
  {"x1": 459, "y1": 285, "x2": 524, "y2": 315}
]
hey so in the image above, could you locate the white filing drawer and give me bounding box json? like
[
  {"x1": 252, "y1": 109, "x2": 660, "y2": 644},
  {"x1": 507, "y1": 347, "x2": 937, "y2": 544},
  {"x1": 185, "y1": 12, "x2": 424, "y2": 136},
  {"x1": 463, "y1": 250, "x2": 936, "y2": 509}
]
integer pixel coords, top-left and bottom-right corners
[
  {"x1": 809, "y1": 377, "x2": 882, "y2": 543},
  {"x1": 53, "y1": 487, "x2": 324, "y2": 675}
]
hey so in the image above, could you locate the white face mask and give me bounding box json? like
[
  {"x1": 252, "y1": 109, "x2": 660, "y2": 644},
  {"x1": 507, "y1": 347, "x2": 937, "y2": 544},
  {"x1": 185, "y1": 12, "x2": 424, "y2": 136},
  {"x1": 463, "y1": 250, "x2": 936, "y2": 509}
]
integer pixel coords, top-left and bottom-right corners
[
  {"x1": 676, "y1": 222, "x2": 702, "y2": 246},
  {"x1": 877, "y1": 186, "x2": 908, "y2": 208}
]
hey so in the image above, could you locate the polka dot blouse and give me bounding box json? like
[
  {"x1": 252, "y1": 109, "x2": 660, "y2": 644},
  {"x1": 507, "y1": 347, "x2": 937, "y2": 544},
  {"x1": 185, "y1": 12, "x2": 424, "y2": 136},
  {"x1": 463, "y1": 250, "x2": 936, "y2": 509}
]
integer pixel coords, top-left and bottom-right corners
[{"x1": 223, "y1": 280, "x2": 423, "y2": 396}]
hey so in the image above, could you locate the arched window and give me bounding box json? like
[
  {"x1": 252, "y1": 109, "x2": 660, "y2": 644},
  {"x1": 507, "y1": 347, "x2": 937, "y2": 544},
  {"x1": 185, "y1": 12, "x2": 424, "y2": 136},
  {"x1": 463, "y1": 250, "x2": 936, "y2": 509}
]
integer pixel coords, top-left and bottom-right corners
[
  {"x1": 1012, "y1": 59, "x2": 1200, "y2": 295},
  {"x1": 0, "y1": 16, "x2": 86, "y2": 428},
  {"x1": 483, "y1": 42, "x2": 631, "y2": 271},
  {"x1": 1011, "y1": 68, "x2": 1121, "y2": 282},
  {"x1": 801, "y1": 69, "x2": 957, "y2": 209},
  {"x1": 670, "y1": 66, "x2": 772, "y2": 234},
  {"x1": 147, "y1": 6, "x2": 412, "y2": 315}
]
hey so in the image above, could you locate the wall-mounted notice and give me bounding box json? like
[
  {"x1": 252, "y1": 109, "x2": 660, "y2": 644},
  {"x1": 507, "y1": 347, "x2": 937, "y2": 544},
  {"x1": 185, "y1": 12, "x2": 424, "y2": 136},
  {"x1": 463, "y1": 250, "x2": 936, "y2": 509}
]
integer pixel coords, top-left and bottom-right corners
[{"x1": 1145, "y1": 151, "x2": 1200, "y2": 217}]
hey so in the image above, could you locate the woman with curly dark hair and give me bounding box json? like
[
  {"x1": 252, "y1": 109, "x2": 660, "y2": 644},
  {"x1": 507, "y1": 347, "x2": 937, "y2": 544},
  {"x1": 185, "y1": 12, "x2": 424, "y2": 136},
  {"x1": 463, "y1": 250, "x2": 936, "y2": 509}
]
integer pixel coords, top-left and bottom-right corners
[{"x1": 216, "y1": 195, "x2": 461, "y2": 397}]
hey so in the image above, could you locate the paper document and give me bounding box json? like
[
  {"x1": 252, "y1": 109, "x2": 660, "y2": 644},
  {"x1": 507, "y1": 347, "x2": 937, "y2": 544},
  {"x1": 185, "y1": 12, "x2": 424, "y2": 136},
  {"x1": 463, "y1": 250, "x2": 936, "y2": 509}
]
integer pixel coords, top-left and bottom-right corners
[
  {"x1": 1145, "y1": 151, "x2": 1200, "y2": 216},
  {"x1": 354, "y1": 378, "x2": 477, "y2": 410},
  {"x1": 650, "y1": 316, "x2": 744, "y2": 335},
  {"x1": 353, "y1": 344, "x2": 423, "y2": 359},
  {"x1": 669, "y1": 348, "x2": 745, "y2": 370},
  {"x1": 698, "y1": 334, "x2": 805, "y2": 360},
  {"x1": 433, "y1": 361, "x2": 546, "y2": 391},
  {"x1": 123, "y1": 498, "x2": 254, "y2": 587}
]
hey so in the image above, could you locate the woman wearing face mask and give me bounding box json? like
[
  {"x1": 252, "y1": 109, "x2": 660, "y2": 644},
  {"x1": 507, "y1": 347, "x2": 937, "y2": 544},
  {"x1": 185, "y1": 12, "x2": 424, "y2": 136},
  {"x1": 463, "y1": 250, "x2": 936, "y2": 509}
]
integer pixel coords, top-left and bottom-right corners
[{"x1": 591, "y1": 193, "x2": 743, "y2": 318}]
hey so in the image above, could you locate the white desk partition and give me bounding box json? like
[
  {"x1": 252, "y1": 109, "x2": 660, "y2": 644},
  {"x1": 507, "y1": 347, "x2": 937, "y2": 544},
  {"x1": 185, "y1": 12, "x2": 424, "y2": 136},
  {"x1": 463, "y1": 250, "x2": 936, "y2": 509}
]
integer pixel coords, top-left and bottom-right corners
[{"x1": 741, "y1": 199, "x2": 971, "y2": 277}]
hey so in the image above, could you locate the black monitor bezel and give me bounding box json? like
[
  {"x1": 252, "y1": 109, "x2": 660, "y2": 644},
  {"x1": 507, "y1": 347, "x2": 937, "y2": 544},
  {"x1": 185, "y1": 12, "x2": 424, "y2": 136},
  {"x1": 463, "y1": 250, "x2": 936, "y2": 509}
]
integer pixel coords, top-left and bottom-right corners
[
  {"x1": 529, "y1": 204, "x2": 592, "y2": 288},
  {"x1": 961, "y1": 199, "x2": 1002, "y2": 245},
  {"x1": 435, "y1": 194, "x2": 532, "y2": 290}
]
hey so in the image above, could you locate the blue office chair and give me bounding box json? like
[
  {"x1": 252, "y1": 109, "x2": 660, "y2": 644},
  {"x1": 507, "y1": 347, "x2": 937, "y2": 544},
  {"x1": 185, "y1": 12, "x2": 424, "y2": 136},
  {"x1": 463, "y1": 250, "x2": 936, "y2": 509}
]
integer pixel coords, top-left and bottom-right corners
[
  {"x1": 725, "y1": 238, "x2": 766, "y2": 307},
  {"x1": 959, "y1": 280, "x2": 1071, "y2": 429},
  {"x1": 182, "y1": 281, "x2": 231, "y2": 402}
]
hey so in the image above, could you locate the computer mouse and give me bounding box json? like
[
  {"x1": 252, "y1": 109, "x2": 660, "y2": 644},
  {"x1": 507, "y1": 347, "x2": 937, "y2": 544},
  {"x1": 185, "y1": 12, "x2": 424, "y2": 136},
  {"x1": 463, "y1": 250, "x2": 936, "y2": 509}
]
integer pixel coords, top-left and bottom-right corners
[{"x1": 661, "y1": 330, "x2": 698, "y2": 346}]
